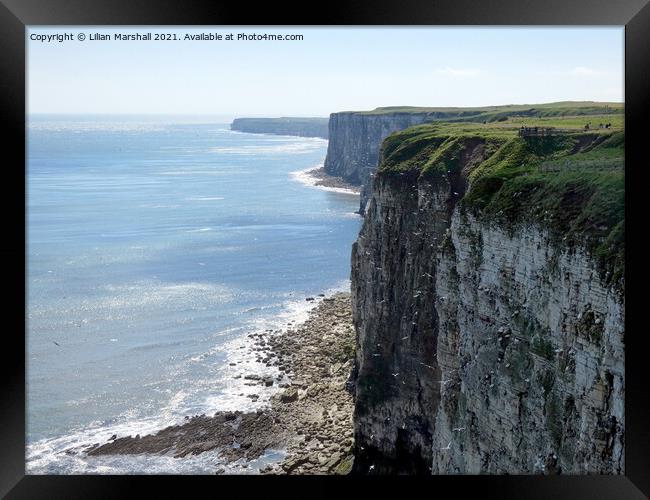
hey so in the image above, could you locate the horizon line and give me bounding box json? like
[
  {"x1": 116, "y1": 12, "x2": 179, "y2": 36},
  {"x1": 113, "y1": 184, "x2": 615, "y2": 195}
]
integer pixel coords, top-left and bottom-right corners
[{"x1": 26, "y1": 98, "x2": 626, "y2": 119}]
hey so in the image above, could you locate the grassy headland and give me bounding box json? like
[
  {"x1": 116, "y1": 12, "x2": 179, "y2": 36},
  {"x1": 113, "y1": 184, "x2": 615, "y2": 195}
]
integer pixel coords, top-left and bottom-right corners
[{"x1": 376, "y1": 105, "x2": 624, "y2": 290}]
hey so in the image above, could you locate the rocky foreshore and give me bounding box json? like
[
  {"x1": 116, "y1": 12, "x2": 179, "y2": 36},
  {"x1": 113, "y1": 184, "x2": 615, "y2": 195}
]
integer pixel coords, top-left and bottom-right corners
[
  {"x1": 86, "y1": 292, "x2": 356, "y2": 475},
  {"x1": 306, "y1": 167, "x2": 361, "y2": 194}
]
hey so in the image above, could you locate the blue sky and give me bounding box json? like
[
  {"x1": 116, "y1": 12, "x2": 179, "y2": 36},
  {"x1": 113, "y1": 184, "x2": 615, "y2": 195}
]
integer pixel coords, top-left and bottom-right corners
[{"x1": 27, "y1": 27, "x2": 624, "y2": 118}]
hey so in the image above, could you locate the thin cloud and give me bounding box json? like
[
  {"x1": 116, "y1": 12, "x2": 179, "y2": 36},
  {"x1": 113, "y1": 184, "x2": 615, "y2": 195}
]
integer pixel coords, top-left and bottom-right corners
[
  {"x1": 569, "y1": 66, "x2": 605, "y2": 77},
  {"x1": 435, "y1": 67, "x2": 482, "y2": 78}
]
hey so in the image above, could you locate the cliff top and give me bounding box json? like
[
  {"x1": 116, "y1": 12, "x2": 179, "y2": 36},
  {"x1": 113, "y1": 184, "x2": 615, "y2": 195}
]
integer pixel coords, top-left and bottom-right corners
[
  {"x1": 377, "y1": 114, "x2": 624, "y2": 290},
  {"x1": 338, "y1": 101, "x2": 623, "y2": 123}
]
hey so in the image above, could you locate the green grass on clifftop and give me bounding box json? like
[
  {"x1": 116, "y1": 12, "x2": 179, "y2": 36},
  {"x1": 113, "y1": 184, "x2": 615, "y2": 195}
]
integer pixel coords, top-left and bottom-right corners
[
  {"x1": 349, "y1": 101, "x2": 623, "y2": 121},
  {"x1": 376, "y1": 112, "x2": 624, "y2": 290}
]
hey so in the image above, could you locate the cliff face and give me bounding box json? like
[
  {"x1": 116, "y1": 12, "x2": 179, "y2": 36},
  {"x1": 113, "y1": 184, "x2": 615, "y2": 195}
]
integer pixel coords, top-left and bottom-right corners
[
  {"x1": 324, "y1": 113, "x2": 437, "y2": 212},
  {"x1": 230, "y1": 117, "x2": 329, "y2": 139},
  {"x1": 350, "y1": 172, "x2": 446, "y2": 474},
  {"x1": 350, "y1": 128, "x2": 625, "y2": 474}
]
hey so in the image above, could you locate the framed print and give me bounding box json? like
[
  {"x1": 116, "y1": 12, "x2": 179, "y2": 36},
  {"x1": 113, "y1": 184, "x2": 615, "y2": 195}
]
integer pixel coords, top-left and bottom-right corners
[{"x1": 2, "y1": 0, "x2": 649, "y2": 497}]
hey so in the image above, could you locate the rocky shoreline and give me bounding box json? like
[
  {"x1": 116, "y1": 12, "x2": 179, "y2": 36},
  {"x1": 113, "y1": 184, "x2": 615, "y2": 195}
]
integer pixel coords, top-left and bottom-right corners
[
  {"x1": 86, "y1": 292, "x2": 356, "y2": 475},
  {"x1": 306, "y1": 167, "x2": 361, "y2": 194}
]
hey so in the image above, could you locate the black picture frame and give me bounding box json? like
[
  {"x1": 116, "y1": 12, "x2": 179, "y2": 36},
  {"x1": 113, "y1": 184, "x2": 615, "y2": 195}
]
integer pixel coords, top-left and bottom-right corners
[{"x1": 2, "y1": 0, "x2": 648, "y2": 497}]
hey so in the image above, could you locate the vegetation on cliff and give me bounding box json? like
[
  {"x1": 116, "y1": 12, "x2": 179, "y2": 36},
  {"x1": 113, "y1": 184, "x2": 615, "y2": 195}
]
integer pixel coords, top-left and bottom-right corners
[
  {"x1": 348, "y1": 101, "x2": 622, "y2": 120},
  {"x1": 376, "y1": 110, "x2": 624, "y2": 290}
]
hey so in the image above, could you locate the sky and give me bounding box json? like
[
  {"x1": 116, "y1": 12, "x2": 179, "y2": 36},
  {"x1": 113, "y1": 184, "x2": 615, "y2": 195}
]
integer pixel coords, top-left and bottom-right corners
[{"x1": 27, "y1": 27, "x2": 624, "y2": 119}]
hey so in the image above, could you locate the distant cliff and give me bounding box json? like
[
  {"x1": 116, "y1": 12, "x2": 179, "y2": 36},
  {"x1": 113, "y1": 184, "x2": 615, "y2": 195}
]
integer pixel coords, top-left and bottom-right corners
[
  {"x1": 323, "y1": 103, "x2": 623, "y2": 213},
  {"x1": 349, "y1": 118, "x2": 624, "y2": 474},
  {"x1": 325, "y1": 112, "x2": 441, "y2": 212},
  {"x1": 230, "y1": 117, "x2": 329, "y2": 139}
]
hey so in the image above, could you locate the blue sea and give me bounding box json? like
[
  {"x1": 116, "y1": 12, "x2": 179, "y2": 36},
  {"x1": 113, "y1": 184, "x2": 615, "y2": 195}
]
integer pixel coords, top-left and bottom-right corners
[{"x1": 26, "y1": 115, "x2": 362, "y2": 474}]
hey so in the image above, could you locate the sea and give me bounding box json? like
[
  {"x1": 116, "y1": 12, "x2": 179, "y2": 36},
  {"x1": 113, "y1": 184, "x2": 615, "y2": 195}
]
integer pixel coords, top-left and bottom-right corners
[{"x1": 26, "y1": 115, "x2": 362, "y2": 474}]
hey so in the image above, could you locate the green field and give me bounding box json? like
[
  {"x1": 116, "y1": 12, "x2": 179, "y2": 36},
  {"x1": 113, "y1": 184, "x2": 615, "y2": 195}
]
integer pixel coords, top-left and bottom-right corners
[{"x1": 347, "y1": 101, "x2": 623, "y2": 119}]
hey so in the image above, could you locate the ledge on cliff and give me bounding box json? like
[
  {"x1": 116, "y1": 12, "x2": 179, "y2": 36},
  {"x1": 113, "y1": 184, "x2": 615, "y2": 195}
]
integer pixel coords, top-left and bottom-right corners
[{"x1": 376, "y1": 114, "x2": 624, "y2": 291}]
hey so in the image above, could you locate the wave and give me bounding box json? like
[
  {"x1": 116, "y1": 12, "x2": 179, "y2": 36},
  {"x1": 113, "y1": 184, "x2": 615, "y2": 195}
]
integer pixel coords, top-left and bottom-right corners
[
  {"x1": 208, "y1": 137, "x2": 326, "y2": 155},
  {"x1": 26, "y1": 411, "x2": 284, "y2": 474}
]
